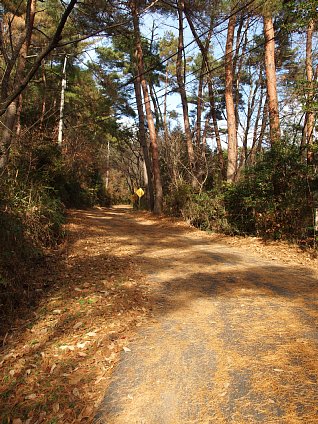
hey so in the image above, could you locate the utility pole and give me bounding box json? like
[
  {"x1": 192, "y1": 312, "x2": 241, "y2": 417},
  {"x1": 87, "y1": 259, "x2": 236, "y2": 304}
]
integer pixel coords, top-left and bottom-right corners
[{"x1": 58, "y1": 55, "x2": 67, "y2": 147}]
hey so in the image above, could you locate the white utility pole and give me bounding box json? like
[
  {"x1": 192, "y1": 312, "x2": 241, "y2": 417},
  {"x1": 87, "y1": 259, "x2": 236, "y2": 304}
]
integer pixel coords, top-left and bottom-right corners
[{"x1": 58, "y1": 55, "x2": 67, "y2": 147}]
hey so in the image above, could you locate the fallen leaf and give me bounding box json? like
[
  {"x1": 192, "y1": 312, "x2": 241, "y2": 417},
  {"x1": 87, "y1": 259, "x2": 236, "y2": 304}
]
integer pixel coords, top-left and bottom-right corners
[
  {"x1": 77, "y1": 341, "x2": 89, "y2": 349},
  {"x1": 53, "y1": 403, "x2": 60, "y2": 413},
  {"x1": 73, "y1": 321, "x2": 83, "y2": 330},
  {"x1": 73, "y1": 388, "x2": 80, "y2": 397},
  {"x1": 59, "y1": 345, "x2": 75, "y2": 351},
  {"x1": 87, "y1": 331, "x2": 97, "y2": 337},
  {"x1": 79, "y1": 406, "x2": 94, "y2": 418},
  {"x1": 105, "y1": 352, "x2": 116, "y2": 362},
  {"x1": 52, "y1": 309, "x2": 62, "y2": 315},
  {"x1": 25, "y1": 393, "x2": 37, "y2": 400},
  {"x1": 50, "y1": 364, "x2": 57, "y2": 374}
]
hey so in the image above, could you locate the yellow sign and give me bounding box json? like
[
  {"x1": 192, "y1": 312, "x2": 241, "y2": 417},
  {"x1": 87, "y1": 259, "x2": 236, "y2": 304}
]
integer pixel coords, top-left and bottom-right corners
[{"x1": 135, "y1": 188, "x2": 144, "y2": 198}]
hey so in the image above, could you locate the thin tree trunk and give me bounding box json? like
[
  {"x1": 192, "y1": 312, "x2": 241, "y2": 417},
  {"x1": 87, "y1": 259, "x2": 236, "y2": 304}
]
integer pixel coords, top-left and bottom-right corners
[
  {"x1": 249, "y1": 85, "x2": 265, "y2": 165},
  {"x1": 242, "y1": 79, "x2": 259, "y2": 164},
  {"x1": 163, "y1": 69, "x2": 169, "y2": 143},
  {"x1": 149, "y1": 83, "x2": 163, "y2": 130},
  {"x1": 233, "y1": 15, "x2": 244, "y2": 132},
  {"x1": 176, "y1": 0, "x2": 196, "y2": 187},
  {"x1": 256, "y1": 96, "x2": 268, "y2": 156},
  {"x1": 0, "y1": 0, "x2": 78, "y2": 117},
  {"x1": 195, "y1": 61, "x2": 204, "y2": 150},
  {"x1": 263, "y1": 13, "x2": 280, "y2": 144},
  {"x1": 209, "y1": 82, "x2": 225, "y2": 177},
  {"x1": 0, "y1": 0, "x2": 37, "y2": 169},
  {"x1": 0, "y1": 102, "x2": 17, "y2": 169},
  {"x1": 57, "y1": 55, "x2": 67, "y2": 147},
  {"x1": 225, "y1": 14, "x2": 238, "y2": 182},
  {"x1": 133, "y1": 78, "x2": 154, "y2": 211},
  {"x1": 131, "y1": 0, "x2": 162, "y2": 214},
  {"x1": 304, "y1": 18, "x2": 315, "y2": 164},
  {"x1": 15, "y1": 93, "x2": 23, "y2": 137},
  {"x1": 202, "y1": 112, "x2": 211, "y2": 157},
  {"x1": 234, "y1": 16, "x2": 249, "y2": 133},
  {"x1": 184, "y1": 8, "x2": 225, "y2": 178},
  {"x1": 39, "y1": 60, "x2": 47, "y2": 129}
]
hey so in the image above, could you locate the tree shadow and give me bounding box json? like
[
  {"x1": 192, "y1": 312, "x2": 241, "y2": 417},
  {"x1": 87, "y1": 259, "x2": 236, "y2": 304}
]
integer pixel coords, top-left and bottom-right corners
[{"x1": 1, "y1": 206, "x2": 317, "y2": 422}]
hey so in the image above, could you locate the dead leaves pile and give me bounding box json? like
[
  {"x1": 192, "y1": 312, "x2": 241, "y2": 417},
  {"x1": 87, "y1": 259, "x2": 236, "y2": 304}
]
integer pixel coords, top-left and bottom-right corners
[{"x1": 0, "y1": 213, "x2": 152, "y2": 424}]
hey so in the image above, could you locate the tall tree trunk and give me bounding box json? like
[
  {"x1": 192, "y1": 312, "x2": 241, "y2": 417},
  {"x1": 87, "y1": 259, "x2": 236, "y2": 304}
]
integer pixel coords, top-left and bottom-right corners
[
  {"x1": 304, "y1": 18, "x2": 315, "y2": 165},
  {"x1": 195, "y1": 62, "x2": 204, "y2": 150},
  {"x1": 176, "y1": 0, "x2": 197, "y2": 187},
  {"x1": 0, "y1": 102, "x2": 17, "y2": 169},
  {"x1": 184, "y1": 8, "x2": 224, "y2": 177},
  {"x1": 249, "y1": 83, "x2": 265, "y2": 165},
  {"x1": 149, "y1": 83, "x2": 163, "y2": 131},
  {"x1": 131, "y1": 0, "x2": 163, "y2": 214},
  {"x1": 163, "y1": 68, "x2": 169, "y2": 143},
  {"x1": 263, "y1": 13, "x2": 280, "y2": 144},
  {"x1": 133, "y1": 78, "x2": 155, "y2": 211},
  {"x1": 39, "y1": 61, "x2": 47, "y2": 129},
  {"x1": 242, "y1": 79, "x2": 259, "y2": 165},
  {"x1": 234, "y1": 16, "x2": 249, "y2": 134},
  {"x1": 208, "y1": 82, "x2": 225, "y2": 178},
  {"x1": 225, "y1": 14, "x2": 238, "y2": 182},
  {"x1": 0, "y1": 0, "x2": 37, "y2": 169},
  {"x1": 256, "y1": 96, "x2": 268, "y2": 156},
  {"x1": 202, "y1": 112, "x2": 210, "y2": 156}
]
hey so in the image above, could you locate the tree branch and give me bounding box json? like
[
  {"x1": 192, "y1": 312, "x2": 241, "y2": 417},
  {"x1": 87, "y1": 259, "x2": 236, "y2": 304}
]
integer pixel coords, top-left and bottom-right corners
[{"x1": 0, "y1": 0, "x2": 78, "y2": 117}]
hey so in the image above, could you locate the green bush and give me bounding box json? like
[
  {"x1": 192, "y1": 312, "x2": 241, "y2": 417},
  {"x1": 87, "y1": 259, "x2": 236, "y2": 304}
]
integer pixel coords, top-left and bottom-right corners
[
  {"x1": 164, "y1": 182, "x2": 192, "y2": 216},
  {"x1": 1, "y1": 178, "x2": 65, "y2": 248},
  {"x1": 181, "y1": 191, "x2": 229, "y2": 232},
  {"x1": 164, "y1": 182, "x2": 229, "y2": 233},
  {"x1": 164, "y1": 144, "x2": 317, "y2": 244},
  {"x1": 223, "y1": 143, "x2": 313, "y2": 240}
]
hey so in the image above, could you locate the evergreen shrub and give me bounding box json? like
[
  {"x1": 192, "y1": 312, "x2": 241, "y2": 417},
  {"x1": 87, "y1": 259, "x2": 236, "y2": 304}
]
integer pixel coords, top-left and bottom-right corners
[
  {"x1": 224, "y1": 144, "x2": 313, "y2": 240},
  {"x1": 164, "y1": 144, "x2": 316, "y2": 244}
]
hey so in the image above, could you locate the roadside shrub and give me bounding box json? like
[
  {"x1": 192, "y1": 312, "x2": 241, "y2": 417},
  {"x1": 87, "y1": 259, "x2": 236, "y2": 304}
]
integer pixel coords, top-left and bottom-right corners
[
  {"x1": 164, "y1": 144, "x2": 316, "y2": 244},
  {"x1": 164, "y1": 182, "x2": 192, "y2": 216},
  {"x1": 1, "y1": 178, "x2": 65, "y2": 248},
  {"x1": 164, "y1": 183, "x2": 228, "y2": 232},
  {"x1": 181, "y1": 191, "x2": 229, "y2": 232},
  {"x1": 224, "y1": 143, "x2": 313, "y2": 240}
]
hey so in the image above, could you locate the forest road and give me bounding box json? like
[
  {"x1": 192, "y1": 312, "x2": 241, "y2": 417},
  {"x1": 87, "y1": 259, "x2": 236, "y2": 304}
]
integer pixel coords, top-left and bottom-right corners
[{"x1": 93, "y1": 206, "x2": 318, "y2": 424}]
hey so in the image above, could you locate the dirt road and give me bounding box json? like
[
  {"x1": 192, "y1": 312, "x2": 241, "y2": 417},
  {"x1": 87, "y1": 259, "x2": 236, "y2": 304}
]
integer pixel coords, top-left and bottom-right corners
[
  {"x1": 93, "y1": 207, "x2": 318, "y2": 423},
  {"x1": 1, "y1": 206, "x2": 317, "y2": 423}
]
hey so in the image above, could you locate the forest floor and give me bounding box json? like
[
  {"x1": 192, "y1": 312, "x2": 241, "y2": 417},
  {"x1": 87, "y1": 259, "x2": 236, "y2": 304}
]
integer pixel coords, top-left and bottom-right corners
[{"x1": 1, "y1": 206, "x2": 318, "y2": 424}]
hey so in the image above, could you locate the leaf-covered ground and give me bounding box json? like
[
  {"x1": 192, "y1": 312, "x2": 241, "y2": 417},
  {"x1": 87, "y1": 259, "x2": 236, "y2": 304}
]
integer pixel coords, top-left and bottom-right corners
[{"x1": 1, "y1": 206, "x2": 318, "y2": 423}]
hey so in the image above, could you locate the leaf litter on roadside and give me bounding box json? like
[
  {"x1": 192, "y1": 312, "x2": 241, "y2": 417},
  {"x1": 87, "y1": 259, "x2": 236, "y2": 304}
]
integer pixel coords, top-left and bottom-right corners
[{"x1": 0, "y1": 209, "x2": 152, "y2": 424}]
